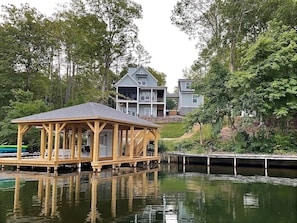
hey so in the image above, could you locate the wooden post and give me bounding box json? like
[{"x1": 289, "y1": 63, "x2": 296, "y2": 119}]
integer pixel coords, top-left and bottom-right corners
[
  {"x1": 129, "y1": 126, "x2": 135, "y2": 159},
  {"x1": 48, "y1": 123, "x2": 54, "y2": 161},
  {"x1": 142, "y1": 128, "x2": 147, "y2": 158},
  {"x1": 40, "y1": 128, "x2": 46, "y2": 158},
  {"x1": 93, "y1": 121, "x2": 100, "y2": 162},
  {"x1": 113, "y1": 124, "x2": 119, "y2": 161},
  {"x1": 54, "y1": 123, "x2": 60, "y2": 161},
  {"x1": 119, "y1": 130, "x2": 123, "y2": 157},
  {"x1": 70, "y1": 126, "x2": 76, "y2": 159},
  {"x1": 77, "y1": 127, "x2": 82, "y2": 161},
  {"x1": 154, "y1": 129, "x2": 159, "y2": 157},
  {"x1": 125, "y1": 129, "x2": 129, "y2": 156},
  {"x1": 17, "y1": 124, "x2": 23, "y2": 161}
]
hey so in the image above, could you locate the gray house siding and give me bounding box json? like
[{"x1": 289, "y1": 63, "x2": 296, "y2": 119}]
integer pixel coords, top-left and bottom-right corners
[
  {"x1": 178, "y1": 79, "x2": 204, "y2": 115},
  {"x1": 115, "y1": 66, "x2": 166, "y2": 117}
]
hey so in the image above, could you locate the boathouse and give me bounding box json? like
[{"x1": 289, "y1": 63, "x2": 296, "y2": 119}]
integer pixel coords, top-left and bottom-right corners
[{"x1": 0, "y1": 102, "x2": 161, "y2": 172}]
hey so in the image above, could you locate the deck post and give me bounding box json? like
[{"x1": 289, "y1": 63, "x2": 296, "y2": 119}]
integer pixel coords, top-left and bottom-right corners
[
  {"x1": 93, "y1": 121, "x2": 100, "y2": 162},
  {"x1": 207, "y1": 156, "x2": 210, "y2": 166},
  {"x1": 111, "y1": 178, "x2": 117, "y2": 218},
  {"x1": 154, "y1": 129, "x2": 159, "y2": 157},
  {"x1": 183, "y1": 156, "x2": 186, "y2": 165},
  {"x1": 77, "y1": 127, "x2": 82, "y2": 161},
  {"x1": 70, "y1": 126, "x2": 76, "y2": 159},
  {"x1": 120, "y1": 130, "x2": 123, "y2": 157},
  {"x1": 48, "y1": 123, "x2": 54, "y2": 161},
  {"x1": 54, "y1": 123, "x2": 60, "y2": 161},
  {"x1": 40, "y1": 127, "x2": 46, "y2": 159},
  {"x1": 143, "y1": 128, "x2": 147, "y2": 158},
  {"x1": 233, "y1": 157, "x2": 237, "y2": 168},
  {"x1": 112, "y1": 124, "x2": 119, "y2": 161},
  {"x1": 264, "y1": 158, "x2": 268, "y2": 169},
  {"x1": 129, "y1": 126, "x2": 135, "y2": 159},
  {"x1": 168, "y1": 155, "x2": 170, "y2": 164},
  {"x1": 17, "y1": 124, "x2": 23, "y2": 160}
]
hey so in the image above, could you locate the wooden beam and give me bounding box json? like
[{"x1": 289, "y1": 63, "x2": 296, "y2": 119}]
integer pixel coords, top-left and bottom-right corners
[
  {"x1": 70, "y1": 126, "x2": 76, "y2": 159},
  {"x1": 129, "y1": 126, "x2": 134, "y2": 159},
  {"x1": 54, "y1": 123, "x2": 60, "y2": 161},
  {"x1": 42, "y1": 124, "x2": 49, "y2": 134},
  {"x1": 142, "y1": 128, "x2": 147, "y2": 157},
  {"x1": 154, "y1": 129, "x2": 159, "y2": 157},
  {"x1": 40, "y1": 127, "x2": 46, "y2": 159},
  {"x1": 112, "y1": 124, "x2": 119, "y2": 161},
  {"x1": 87, "y1": 122, "x2": 95, "y2": 132},
  {"x1": 77, "y1": 127, "x2": 82, "y2": 161},
  {"x1": 58, "y1": 123, "x2": 67, "y2": 133},
  {"x1": 48, "y1": 123, "x2": 54, "y2": 161},
  {"x1": 119, "y1": 130, "x2": 123, "y2": 157},
  {"x1": 93, "y1": 121, "x2": 100, "y2": 162},
  {"x1": 17, "y1": 124, "x2": 23, "y2": 161}
]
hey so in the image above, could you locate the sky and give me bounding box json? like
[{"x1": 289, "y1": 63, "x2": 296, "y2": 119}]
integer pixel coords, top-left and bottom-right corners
[{"x1": 1, "y1": 0, "x2": 198, "y2": 93}]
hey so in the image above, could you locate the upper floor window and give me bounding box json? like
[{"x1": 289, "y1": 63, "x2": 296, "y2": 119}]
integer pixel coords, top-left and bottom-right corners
[
  {"x1": 185, "y1": 82, "x2": 191, "y2": 89},
  {"x1": 193, "y1": 94, "x2": 198, "y2": 103},
  {"x1": 137, "y1": 77, "x2": 147, "y2": 86}
]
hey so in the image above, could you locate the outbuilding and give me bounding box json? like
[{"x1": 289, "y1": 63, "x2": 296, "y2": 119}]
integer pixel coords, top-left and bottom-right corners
[{"x1": 0, "y1": 102, "x2": 161, "y2": 172}]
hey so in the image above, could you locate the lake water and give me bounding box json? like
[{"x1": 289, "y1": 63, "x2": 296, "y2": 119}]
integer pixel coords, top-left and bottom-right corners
[{"x1": 0, "y1": 164, "x2": 296, "y2": 223}]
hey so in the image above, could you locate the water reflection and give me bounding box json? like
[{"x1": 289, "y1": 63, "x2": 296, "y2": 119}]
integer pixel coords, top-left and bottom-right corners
[{"x1": 0, "y1": 164, "x2": 296, "y2": 223}]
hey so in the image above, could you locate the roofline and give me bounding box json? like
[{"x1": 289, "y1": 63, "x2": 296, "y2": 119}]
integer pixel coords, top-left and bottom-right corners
[{"x1": 11, "y1": 116, "x2": 160, "y2": 129}]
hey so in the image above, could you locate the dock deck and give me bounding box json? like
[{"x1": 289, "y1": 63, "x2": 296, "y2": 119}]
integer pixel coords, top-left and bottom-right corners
[{"x1": 165, "y1": 152, "x2": 297, "y2": 169}]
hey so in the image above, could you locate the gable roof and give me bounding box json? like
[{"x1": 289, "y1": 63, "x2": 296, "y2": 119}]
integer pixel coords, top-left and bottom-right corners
[
  {"x1": 115, "y1": 66, "x2": 158, "y2": 86},
  {"x1": 131, "y1": 66, "x2": 158, "y2": 82},
  {"x1": 11, "y1": 102, "x2": 160, "y2": 128},
  {"x1": 114, "y1": 73, "x2": 139, "y2": 87}
]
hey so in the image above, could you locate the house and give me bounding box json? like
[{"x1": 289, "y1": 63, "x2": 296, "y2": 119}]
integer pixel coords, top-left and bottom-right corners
[
  {"x1": 115, "y1": 66, "x2": 167, "y2": 117},
  {"x1": 178, "y1": 79, "x2": 203, "y2": 115}
]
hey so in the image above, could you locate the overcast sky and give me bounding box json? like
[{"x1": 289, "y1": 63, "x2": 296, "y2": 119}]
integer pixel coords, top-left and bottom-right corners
[{"x1": 1, "y1": 0, "x2": 198, "y2": 93}]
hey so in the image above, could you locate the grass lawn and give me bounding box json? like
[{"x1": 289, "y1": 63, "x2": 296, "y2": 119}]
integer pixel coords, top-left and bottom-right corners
[{"x1": 159, "y1": 122, "x2": 185, "y2": 138}]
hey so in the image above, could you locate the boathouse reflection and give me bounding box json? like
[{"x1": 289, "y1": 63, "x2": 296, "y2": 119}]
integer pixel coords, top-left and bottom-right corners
[{"x1": 7, "y1": 168, "x2": 160, "y2": 222}]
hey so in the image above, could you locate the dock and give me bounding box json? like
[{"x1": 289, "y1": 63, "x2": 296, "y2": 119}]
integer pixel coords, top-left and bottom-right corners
[{"x1": 165, "y1": 152, "x2": 297, "y2": 173}]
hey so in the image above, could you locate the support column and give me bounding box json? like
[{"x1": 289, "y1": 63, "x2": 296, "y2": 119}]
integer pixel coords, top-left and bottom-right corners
[
  {"x1": 77, "y1": 127, "x2": 82, "y2": 161},
  {"x1": 48, "y1": 123, "x2": 54, "y2": 161},
  {"x1": 125, "y1": 129, "x2": 129, "y2": 156},
  {"x1": 154, "y1": 129, "x2": 159, "y2": 157},
  {"x1": 129, "y1": 126, "x2": 135, "y2": 159},
  {"x1": 54, "y1": 123, "x2": 60, "y2": 161},
  {"x1": 233, "y1": 157, "x2": 237, "y2": 168},
  {"x1": 93, "y1": 121, "x2": 100, "y2": 162},
  {"x1": 119, "y1": 130, "x2": 123, "y2": 157},
  {"x1": 17, "y1": 125, "x2": 23, "y2": 161},
  {"x1": 264, "y1": 159, "x2": 268, "y2": 169},
  {"x1": 70, "y1": 126, "x2": 76, "y2": 159},
  {"x1": 112, "y1": 124, "x2": 119, "y2": 161},
  {"x1": 40, "y1": 128, "x2": 46, "y2": 159},
  {"x1": 142, "y1": 128, "x2": 147, "y2": 158},
  {"x1": 207, "y1": 156, "x2": 210, "y2": 166}
]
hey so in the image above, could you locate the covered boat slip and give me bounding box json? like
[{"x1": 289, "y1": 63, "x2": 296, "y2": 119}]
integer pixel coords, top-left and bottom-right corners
[{"x1": 0, "y1": 102, "x2": 161, "y2": 173}]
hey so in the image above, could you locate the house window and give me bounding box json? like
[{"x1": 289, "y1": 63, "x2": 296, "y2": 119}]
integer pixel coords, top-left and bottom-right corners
[
  {"x1": 185, "y1": 82, "x2": 191, "y2": 89},
  {"x1": 137, "y1": 77, "x2": 147, "y2": 86},
  {"x1": 193, "y1": 94, "x2": 198, "y2": 103}
]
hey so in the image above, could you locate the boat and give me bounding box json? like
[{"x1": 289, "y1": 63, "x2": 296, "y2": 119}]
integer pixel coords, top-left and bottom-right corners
[
  {"x1": 0, "y1": 145, "x2": 27, "y2": 153},
  {"x1": 0, "y1": 178, "x2": 26, "y2": 191}
]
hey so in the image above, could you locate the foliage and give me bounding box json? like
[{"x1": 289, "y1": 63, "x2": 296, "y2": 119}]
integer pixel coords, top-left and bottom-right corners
[
  {"x1": 166, "y1": 98, "x2": 177, "y2": 110},
  {"x1": 0, "y1": 90, "x2": 48, "y2": 147},
  {"x1": 159, "y1": 122, "x2": 185, "y2": 138}
]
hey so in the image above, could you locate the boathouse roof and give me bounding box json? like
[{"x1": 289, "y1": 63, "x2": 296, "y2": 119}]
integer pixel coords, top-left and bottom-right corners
[{"x1": 11, "y1": 102, "x2": 160, "y2": 128}]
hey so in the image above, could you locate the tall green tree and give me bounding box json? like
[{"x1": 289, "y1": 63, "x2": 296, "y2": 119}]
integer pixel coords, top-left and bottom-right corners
[{"x1": 228, "y1": 21, "x2": 297, "y2": 128}]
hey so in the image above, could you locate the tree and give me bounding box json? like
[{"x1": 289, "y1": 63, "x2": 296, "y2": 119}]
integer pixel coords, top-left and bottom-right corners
[
  {"x1": 229, "y1": 21, "x2": 297, "y2": 130},
  {"x1": 0, "y1": 90, "x2": 48, "y2": 146}
]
